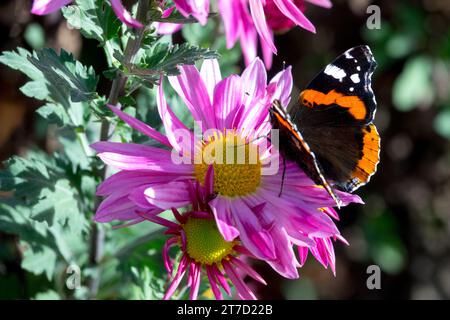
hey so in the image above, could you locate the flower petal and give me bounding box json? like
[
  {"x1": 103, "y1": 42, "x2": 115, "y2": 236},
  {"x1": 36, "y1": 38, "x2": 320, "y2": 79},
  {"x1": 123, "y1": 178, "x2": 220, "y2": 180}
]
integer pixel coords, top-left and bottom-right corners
[
  {"x1": 92, "y1": 141, "x2": 194, "y2": 174},
  {"x1": 108, "y1": 104, "x2": 171, "y2": 147},
  {"x1": 218, "y1": 0, "x2": 241, "y2": 48},
  {"x1": 200, "y1": 59, "x2": 222, "y2": 102},
  {"x1": 249, "y1": 0, "x2": 277, "y2": 54},
  {"x1": 229, "y1": 198, "x2": 276, "y2": 260},
  {"x1": 111, "y1": 0, "x2": 143, "y2": 28},
  {"x1": 305, "y1": 0, "x2": 333, "y2": 9},
  {"x1": 168, "y1": 65, "x2": 216, "y2": 129},
  {"x1": 31, "y1": 0, "x2": 72, "y2": 15},
  {"x1": 209, "y1": 196, "x2": 240, "y2": 241},
  {"x1": 138, "y1": 181, "x2": 192, "y2": 210},
  {"x1": 273, "y1": 0, "x2": 316, "y2": 33},
  {"x1": 213, "y1": 75, "x2": 244, "y2": 129},
  {"x1": 157, "y1": 78, "x2": 196, "y2": 154}
]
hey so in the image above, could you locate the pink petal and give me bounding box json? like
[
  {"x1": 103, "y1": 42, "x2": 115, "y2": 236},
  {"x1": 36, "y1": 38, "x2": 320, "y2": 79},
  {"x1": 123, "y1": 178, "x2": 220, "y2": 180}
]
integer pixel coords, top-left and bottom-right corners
[
  {"x1": 31, "y1": 0, "x2": 72, "y2": 15},
  {"x1": 189, "y1": 263, "x2": 202, "y2": 300},
  {"x1": 273, "y1": 0, "x2": 316, "y2": 33},
  {"x1": 163, "y1": 255, "x2": 188, "y2": 300},
  {"x1": 218, "y1": 0, "x2": 241, "y2": 48},
  {"x1": 200, "y1": 59, "x2": 222, "y2": 101},
  {"x1": 249, "y1": 0, "x2": 277, "y2": 54},
  {"x1": 222, "y1": 260, "x2": 256, "y2": 300},
  {"x1": 268, "y1": 66, "x2": 293, "y2": 107},
  {"x1": 156, "y1": 22, "x2": 183, "y2": 35},
  {"x1": 241, "y1": 58, "x2": 267, "y2": 109},
  {"x1": 148, "y1": 181, "x2": 192, "y2": 209},
  {"x1": 108, "y1": 105, "x2": 171, "y2": 147},
  {"x1": 239, "y1": 1, "x2": 259, "y2": 65},
  {"x1": 212, "y1": 264, "x2": 232, "y2": 296},
  {"x1": 229, "y1": 256, "x2": 266, "y2": 285},
  {"x1": 96, "y1": 171, "x2": 178, "y2": 196},
  {"x1": 305, "y1": 0, "x2": 333, "y2": 9},
  {"x1": 168, "y1": 65, "x2": 216, "y2": 129},
  {"x1": 265, "y1": 227, "x2": 299, "y2": 279},
  {"x1": 206, "y1": 266, "x2": 223, "y2": 300},
  {"x1": 157, "y1": 78, "x2": 196, "y2": 154},
  {"x1": 229, "y1": 198, "x2": 276, "y2": 260},
  {"x1": 213, "y1": 75, "x2": 244, "y2": 129},
  {"x1": 298, "y1": 246, "x2": 309, "y2": 267},
  {"x1": 209, "y1": 196, "x2": 240, "y2": 241},
  {"x1": 92, "y1": 141, "x2": 194, "y2": 174},
  {"x1": 110, "y1": 0, "x2": 144, "y2": 28}
]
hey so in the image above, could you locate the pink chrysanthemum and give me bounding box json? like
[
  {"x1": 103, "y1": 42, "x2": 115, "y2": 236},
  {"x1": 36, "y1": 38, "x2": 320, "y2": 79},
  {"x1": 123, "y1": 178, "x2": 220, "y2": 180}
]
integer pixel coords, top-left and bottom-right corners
[
  {"x1": 159, "y1": 0, "x2": 332, "y2": 68},
  {"x1": 140, "y1": 182, "x2": 265, "y2": 300},
  {"x1": 31, "y1": 0, "x2": 144, "y2": 28},
  {"x1": 92, "y1": 58, "x2": 362, "y2": 279},
  {"x1": 219, "y1": 0, "x2": 332, "y2": 68}
]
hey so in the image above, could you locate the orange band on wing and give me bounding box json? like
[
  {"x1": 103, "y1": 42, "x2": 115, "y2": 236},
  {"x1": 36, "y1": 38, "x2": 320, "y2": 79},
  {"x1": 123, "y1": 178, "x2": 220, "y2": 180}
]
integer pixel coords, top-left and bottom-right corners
[
  {"x1": 352, "y1": 124, "x2": 380, "y2": 183},
  {"x1": 300, "y1": 89, "x2": 367, "y2": 120}
]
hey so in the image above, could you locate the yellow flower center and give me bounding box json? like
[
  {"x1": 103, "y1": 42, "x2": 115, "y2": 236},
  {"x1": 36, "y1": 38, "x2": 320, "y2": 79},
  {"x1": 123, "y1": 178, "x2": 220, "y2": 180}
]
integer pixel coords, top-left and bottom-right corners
[
  {"x1": 183, "y1": 217, "x2": 235, "y2": 265},
  {"x1": 194, "y1": 131, "x2": 261, "y2": 197}
]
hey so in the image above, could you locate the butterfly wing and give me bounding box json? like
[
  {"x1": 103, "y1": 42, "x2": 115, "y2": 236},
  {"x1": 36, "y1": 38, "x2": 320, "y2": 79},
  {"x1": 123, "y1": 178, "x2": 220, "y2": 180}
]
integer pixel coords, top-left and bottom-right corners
[{"x1": 291, "y1": 45, "x2": 380, "y2": 192}]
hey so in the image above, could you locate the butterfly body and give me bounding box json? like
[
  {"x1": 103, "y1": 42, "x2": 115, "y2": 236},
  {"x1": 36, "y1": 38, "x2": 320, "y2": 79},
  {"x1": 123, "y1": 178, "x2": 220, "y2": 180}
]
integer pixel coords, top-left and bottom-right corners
[{"x1": 270, "y1": 45, "x2": 380, "y2": 204}]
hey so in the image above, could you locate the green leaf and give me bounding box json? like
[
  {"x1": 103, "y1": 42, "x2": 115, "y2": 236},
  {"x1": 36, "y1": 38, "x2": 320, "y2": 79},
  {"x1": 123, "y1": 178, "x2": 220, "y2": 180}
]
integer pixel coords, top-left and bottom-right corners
[
  {"x1": 0, "y1": 151, "x2": 88, "y2": 235},
  {"x1": 129, "y1": 266, "x2": 165, "y2": 300},
  {"x1": 36, "y1": 103, "x2": 71, "y2": 126},
  {"x1": 0, "y1": 47, "x2": 42, "y2": 79},
  {"x1": 21, "y1": 244, "x2": 58, "y2": 280},
  {"x1": 28, "y1": 48, "x2": 98, "y2": 103},
  {"x1": 0, "y1": 47, "x2": 98, "y2": 127},
  {"x1": 62, "y1": 0, "x2": 122, "y2": 43},
  {"x1": 145, "y1": 43, "x2": 219, "y2": 75},
  {"x1": 0, "y1": 203, "x2": 71, "y2": 280}
]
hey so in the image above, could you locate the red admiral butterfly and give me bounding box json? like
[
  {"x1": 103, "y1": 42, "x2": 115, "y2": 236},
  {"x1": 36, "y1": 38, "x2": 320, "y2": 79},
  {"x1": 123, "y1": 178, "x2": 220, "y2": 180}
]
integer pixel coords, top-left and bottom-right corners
[{"x1": 270, "y1": 45, "x2": 380, "y2": 206}]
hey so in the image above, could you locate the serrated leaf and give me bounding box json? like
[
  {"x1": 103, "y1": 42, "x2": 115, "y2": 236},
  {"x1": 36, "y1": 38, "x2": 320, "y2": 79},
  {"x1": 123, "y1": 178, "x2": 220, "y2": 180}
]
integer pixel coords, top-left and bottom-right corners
[
  {"x1": 62, "y1": 0, "x2": 122, "y2": 43},
  {"x1": 28, "y1": 48, "x2": 98, "y2": 103},
  {"x1": 144, "y1": 43, "x2": 219, "y2": 75},
  {"x1": 0, "y1": 47, "x2": 42, "y2": 79},
  {"x1": 21, "y1": 244, "x2": 57, "y2": 280},
  {"x1": 0, "y1": 203, "x2": 72, "y2": 280},
  {"x1": 0, "y1": 47, "x2": 98, "y2": 127},
  {"x1": 0, "y1": 151, "x2": 88, "y2": 235},
  {"x1": 20, "y1": 80, "x2": 50, "y2": 100},
  {"x1": 36, "y1": 103, "x2": 71, "y2": 126}
]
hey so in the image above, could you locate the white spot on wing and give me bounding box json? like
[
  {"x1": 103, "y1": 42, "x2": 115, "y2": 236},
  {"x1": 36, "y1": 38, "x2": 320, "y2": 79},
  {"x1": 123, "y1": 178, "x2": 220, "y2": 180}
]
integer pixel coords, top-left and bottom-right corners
[
  {"x1": 350, "y1": 87, "x2": 354, "y2": 92},
  {"x1": 324, "y1": 64, "x2": 347, "y2": 82},
  {"x1": 350, "y1": 73, "x2": 361, "y2": 83}
]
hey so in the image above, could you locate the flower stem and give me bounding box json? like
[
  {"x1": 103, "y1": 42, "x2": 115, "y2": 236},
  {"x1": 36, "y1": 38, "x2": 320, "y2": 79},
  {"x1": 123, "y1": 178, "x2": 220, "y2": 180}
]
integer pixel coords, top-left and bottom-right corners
[{"x1": 87, "y1": 0, "x2": 151, "y2": 298}]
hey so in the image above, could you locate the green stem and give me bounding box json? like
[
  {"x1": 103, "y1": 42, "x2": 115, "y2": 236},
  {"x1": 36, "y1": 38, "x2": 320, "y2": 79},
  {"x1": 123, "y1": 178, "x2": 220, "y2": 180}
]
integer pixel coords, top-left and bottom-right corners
[{"x1": 87, "y1": 0, "x2": 151, "y2": 299}]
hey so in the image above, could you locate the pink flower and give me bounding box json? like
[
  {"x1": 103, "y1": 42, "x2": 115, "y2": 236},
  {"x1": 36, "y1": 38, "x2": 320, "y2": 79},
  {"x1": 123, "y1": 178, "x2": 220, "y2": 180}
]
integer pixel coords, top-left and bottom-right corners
[
  {"x1": 140, "y1": 183, "x2": 265, "y2": 300},
  {"x1": 219, "y1": 0, "x2": 332, "y2": 68},
  {"x1": 156, "y1": 0, "x2": 210, "y2": 35},
  {"x1": 31, "y1": 0, "x2": 143, "y2": 28},
  {"x1": 93, "y1": 58, "x2": 362, "y2": 279}
]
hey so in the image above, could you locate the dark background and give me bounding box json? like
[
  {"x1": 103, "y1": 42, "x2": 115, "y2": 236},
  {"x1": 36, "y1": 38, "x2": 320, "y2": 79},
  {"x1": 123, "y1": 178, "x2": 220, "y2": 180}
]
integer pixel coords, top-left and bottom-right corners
[{"x1": 1, "y1": 0, "x2": 450, "y2": 299}]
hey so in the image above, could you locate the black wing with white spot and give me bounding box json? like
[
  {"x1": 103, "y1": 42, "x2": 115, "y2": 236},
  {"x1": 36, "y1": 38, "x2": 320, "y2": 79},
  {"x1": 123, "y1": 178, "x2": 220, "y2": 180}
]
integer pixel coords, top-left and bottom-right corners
[{"x1": 303, "y1": 45, "x2": 377, "y2": 124}]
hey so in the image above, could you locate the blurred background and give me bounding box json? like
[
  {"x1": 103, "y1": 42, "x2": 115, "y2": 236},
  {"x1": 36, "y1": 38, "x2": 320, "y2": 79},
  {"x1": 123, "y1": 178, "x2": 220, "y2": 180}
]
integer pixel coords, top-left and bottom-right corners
[{"x1": 1, "y1": 0, "x2": 450, "y2": 299}]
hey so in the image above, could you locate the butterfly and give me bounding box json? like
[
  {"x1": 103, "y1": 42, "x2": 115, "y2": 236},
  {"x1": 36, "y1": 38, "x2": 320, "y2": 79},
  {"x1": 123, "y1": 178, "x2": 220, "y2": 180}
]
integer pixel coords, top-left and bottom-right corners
[{"x1": 269, "y1": 45, "x2": 380, "y2": 207}]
